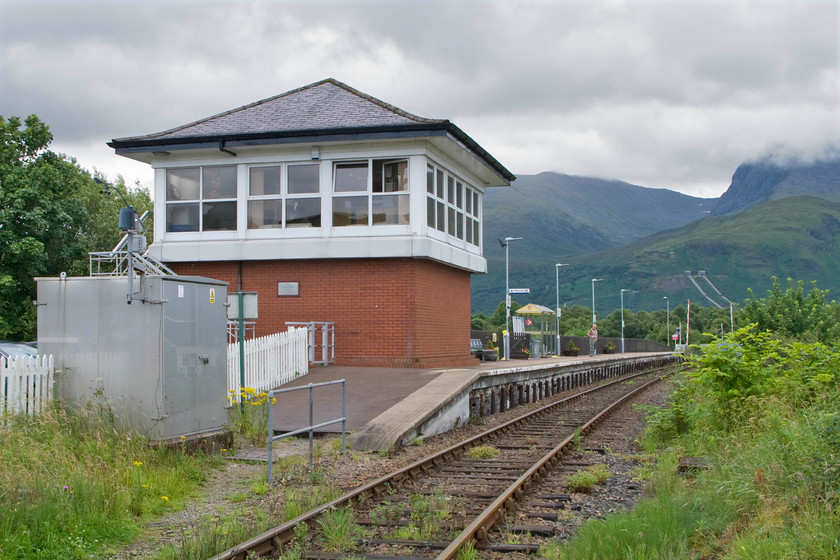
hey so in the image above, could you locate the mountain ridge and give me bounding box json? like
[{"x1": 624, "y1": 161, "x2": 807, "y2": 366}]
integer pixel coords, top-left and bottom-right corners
[{"x1": 473, "y1": 157, "x2": 840, "y2": 315}]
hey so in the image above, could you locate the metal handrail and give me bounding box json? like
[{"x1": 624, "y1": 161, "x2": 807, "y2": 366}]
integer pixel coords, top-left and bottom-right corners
[{"x1": 266, "y1": 379, "x2": 346, "y2": 483}]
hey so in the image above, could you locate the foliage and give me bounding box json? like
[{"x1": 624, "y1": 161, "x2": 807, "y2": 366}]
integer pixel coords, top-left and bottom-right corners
[
  {"x1": 317, "y1": 507, "x2": 363, "y2": 553},
  {"x1": 0, "y1": 404, "x2": 221, "y2": 560},
  {"x1": 466, "y1": 444, "x2": 499, "y2": 459},
  {"x1": 556, "y1": 314, "x2": 840, "y2": 558},
  {"x1": 0, "y1": 114, "x2": 151, "y2": 340},
  {"x1": 564, "y1": 464, "x2": 611, "y2": 493},
  {"x1": 742, "y1": 276, "x2": 840, "y2": 343},
  {"x1": 228, "y1": 387, "x2": 276, "y2": 446}
]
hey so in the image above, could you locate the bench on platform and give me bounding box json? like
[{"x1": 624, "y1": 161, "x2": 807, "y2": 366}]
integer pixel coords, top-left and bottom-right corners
[{"x1": 470, "y1": 338, "x2": 497, "y2": 362}]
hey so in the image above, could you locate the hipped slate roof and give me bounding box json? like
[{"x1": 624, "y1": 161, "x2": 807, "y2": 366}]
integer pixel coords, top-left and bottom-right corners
[{"x1": 109, "y1": 78, "x2": 515, "y2": 182}]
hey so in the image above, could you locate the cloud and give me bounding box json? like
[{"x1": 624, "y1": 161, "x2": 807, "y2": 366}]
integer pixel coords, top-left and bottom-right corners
[{"x1": 1, "y1": 0, "x2": 837, "y2": 196}]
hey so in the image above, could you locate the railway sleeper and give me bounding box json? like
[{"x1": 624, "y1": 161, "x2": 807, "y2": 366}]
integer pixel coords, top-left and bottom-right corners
[
  {"x1": 525, "y1": 500, "x2": 569, "y2": 508},
  {"x1": 478, "y1": 542, "x2": 541, "y2": 554},
  {"x1": 498, "y1": 523, "x2": 557, "y2": 536},
  {"x1": 304, "y1": 553, "x2": 429, "y2": 560}
]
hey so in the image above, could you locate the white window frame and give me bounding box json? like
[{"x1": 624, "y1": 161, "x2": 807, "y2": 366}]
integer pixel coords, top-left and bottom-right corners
[
  {"x1": 165, "y1": 165, "x2": 238, "y2": 233},
  {"x1": 246, "y1": 162, "x2": 322, "y2": 231},
  {"x1": 425, "y1": 161, "x2": 481, "y2": 249},
  {"x1": 332, "y1": 158, "x2": 411, "y2": 229}
]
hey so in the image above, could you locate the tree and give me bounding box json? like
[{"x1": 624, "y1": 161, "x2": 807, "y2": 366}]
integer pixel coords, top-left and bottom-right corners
[
  {"x1": 741, "y1": 277, "x2": 839, "y2": 343},
  {"x1": 0, "y1": 114, "x2": 151, "y2": 340}
]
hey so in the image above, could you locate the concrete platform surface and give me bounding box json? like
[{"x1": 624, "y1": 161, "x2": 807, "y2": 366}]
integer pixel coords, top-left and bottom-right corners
[
  {"x1": 268, "y1": 354, "x2": 647, "y2": 449},
  {"x1": 270, "y1": 365, "x2": 445, "y2": 433}
]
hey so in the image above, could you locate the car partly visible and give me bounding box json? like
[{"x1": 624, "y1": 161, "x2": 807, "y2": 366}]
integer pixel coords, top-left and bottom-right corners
[{"x1": 0, "y1": 341, "x2": 39, "y2": 361}]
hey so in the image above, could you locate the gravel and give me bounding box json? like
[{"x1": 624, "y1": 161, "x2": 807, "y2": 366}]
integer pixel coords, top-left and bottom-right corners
[{"x1": 111, "y1": 378, "x2": 669, "y2": 559}]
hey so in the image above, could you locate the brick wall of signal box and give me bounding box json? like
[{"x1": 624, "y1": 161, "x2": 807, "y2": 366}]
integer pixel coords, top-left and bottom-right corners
[{"x1": 170, "y1": 258, "x2": 477, "y2": 369}]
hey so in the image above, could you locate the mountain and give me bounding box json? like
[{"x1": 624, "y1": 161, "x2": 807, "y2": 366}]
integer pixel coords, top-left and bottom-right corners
[
  {"x1": 482, "y1": 172, "x2": 715, "y2": 258},
  {"x1": 713, "y1": 157, "x2": 840, "y2": 216},
  {"x1": 472, "y1": 158, "x2": 840, "y2": 316},
  {"x1": 563, "y1": 196, "x2": 840, "y2": 311},
  {"x1": 472, "y1": 172, "x2": 716, "y2": 313}
]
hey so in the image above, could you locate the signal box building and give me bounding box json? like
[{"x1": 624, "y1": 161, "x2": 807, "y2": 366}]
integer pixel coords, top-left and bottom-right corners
[{"x1": 109, "y1": 79, "x2": 514, "y2": 368}]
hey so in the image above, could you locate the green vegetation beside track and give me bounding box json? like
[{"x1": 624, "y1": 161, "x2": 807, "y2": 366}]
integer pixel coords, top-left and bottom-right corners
[
  {"x1": 541, "y1": 318, "x2": 840, "y2": 558},
  {"x1": 0, "y1": 403, "x2": 221, "y2": 560}
]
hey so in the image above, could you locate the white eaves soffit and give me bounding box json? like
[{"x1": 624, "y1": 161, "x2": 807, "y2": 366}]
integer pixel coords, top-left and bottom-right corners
[{"x1": 146, "y1": 235, "x2": 488, "y2": 274}]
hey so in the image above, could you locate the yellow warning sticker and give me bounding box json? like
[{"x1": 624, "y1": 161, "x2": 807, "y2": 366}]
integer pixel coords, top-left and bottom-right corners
[{"x1": 209, "y1": 288, "x2": 216, "y2": 303}]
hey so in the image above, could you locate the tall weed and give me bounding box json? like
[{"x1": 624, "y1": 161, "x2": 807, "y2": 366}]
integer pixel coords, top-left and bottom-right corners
[{"x1": 0, "y1": 405, "x2": 219, "y2": 559}]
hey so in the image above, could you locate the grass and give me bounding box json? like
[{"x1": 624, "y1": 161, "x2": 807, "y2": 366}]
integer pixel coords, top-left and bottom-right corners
[
  {"x1": 564, "y1": 464, "x2": 611, "y2": 493},
  {"x1": 466, "y1": 444, "x2": 499, "y2": 459},
  {"x1": 541, "y1": 331, "x2": 840, "y2": 559},
  {"x1": 0, "y1": 404, "x2": 223, "y2": 560},
  {"x1": 317, "y1": 506, "x2": 363, "y2": 552},
  {"x1": 155, "y1": 462, "x2": 343, "y2": 559}
]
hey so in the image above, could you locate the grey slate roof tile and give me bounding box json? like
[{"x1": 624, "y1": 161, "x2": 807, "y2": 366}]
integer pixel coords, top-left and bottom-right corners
[{"x1": 114, "y1": 78, "x2": 446, "y2": 142}]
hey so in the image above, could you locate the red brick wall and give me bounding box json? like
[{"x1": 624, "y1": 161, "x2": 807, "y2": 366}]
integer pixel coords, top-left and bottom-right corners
[{"x1": 170, "y1": 258, "x2": 477, "y2": 368}]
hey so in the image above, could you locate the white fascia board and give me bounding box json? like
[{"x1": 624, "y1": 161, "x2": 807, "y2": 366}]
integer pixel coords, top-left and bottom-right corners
[
  {"x1": 427, "y1": 136, "x2": 510, "y2": 188},
  {"x1": 146, "y1": 236, "x2": 487, "y2": 273}
]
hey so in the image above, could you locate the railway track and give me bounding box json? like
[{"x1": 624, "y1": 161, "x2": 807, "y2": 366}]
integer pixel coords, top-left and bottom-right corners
[{"x1": 211, "y1": 364, "x2": 675, "y2": 560}]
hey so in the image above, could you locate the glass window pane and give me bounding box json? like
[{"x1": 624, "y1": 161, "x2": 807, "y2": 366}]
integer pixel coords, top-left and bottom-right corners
[
  {"x1": 456, "y1": 182, "x2": 463, "y2": 209},
  {"x1": 466, "y1": 217, "x2": 473, "y2": 244},
  {"x1": 333, "y1": 196, "x2": 368, "y2": 226},
  {"x1": 373, "y1": 160, "x2": 408, "y2": 193},
  {"x1": 167, "y1": 168, "x2": 200, "y2": 201},
  {"x1": 448, "y1": 206, "x2": 456, "y2": 234},
  {"x1": 457, "y1": 211, "x2": 464, "y2": 239},
  {"x1": 436, "y1": 170, "x2": 444, "y2": 198},
  {"x1": 473, "y1": 220, "x2": 479, "y2": 245},
  {"x1": 465, "y1": 188, "x2": 472, "y2": 214},
  {"x1": 286, "y1": 198, "x2": 321, "y2": 227},
  {"x1": 203, "y1": 201, "x2": 237, "y2": 231},
  {"x1": 447, "y1": 177, "x2": 455, "y2": 204},
  {"x1": 436, "y1": 201, "x2": 445, "y2": 232},
  {"x1": 334, "y1": 162, "x2": 368, "y2": 192},
  {"x1": 248, "y1": 199, "x2": 283, "y2": 229},
  {"x1": 288, "y1": 164, "x2": 320, "y2": 194},
  {"x1": 473, "y1": 192, "x2": 479, "y2": 217},
  {"x1": 426, "y1": 165, "x2": 434, "y2": 194},
  {"x1": 166, "y1": 203, "x2": 199, "y2": 232},
  {"x1": 203, "y1": 166, "x2": 237, "y2": 199},
  {"x1": 427, "y1": 197, "x2": 435, "y2": 227},
  {"x1": 372, "y1": 194, "x2": 409, "y2": 225},
  {"x1": 250, "y1": 166, "x2": 282, "y2": 196}
]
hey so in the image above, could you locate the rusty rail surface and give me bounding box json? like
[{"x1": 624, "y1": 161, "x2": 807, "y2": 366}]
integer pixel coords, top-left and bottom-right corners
[{"x1": 210, "y1": 362, "x2": 677, "y2": 560}]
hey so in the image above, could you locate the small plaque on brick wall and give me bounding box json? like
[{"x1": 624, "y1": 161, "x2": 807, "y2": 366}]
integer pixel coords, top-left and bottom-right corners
[{"x1": 277, "y1": 282, "x2": 299, "y2": 297}]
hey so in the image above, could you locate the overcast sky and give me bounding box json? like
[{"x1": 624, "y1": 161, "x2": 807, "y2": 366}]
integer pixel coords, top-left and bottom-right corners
[{"x1": 1, "y1": 0, "x2": 837, "y2": 198}]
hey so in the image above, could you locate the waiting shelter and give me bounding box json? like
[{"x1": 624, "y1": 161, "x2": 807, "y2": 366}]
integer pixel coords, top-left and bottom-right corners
[{"x1": 515, "y1": 303, "x2": 556, "y2": 357}]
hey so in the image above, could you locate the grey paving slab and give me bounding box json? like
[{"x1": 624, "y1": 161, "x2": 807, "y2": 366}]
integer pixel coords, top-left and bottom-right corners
[
  {"x1": 269, "y1": 353, "x2": 671, "y2": 451},
  {"x1": 270, "y1": 365, "x2": 444, "y2": 433}
]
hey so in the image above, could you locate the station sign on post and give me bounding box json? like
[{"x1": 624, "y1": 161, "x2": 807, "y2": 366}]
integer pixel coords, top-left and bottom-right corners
[
  {"x1": 509, "y1": 288, "x2": 530, "y2": 295},
  {"x1": 227, "y1": 292, "x2": 258, "y2": 320}
]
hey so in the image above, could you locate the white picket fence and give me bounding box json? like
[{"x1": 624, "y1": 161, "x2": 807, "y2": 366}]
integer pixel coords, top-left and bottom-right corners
[
  {"x1": 227, "y1": 327, "x2": 309, "y2": 404},
  {"x1": 1, "y1": 355, "x2": 54, "y2": 416}
]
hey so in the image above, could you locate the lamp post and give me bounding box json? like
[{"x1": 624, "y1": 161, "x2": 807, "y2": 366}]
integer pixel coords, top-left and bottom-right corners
[
  {"x1": 620, "y1": 289, "x2": 630, "y2": 354},
  {"x1": 499, "y1": 237, "x2": 523, "y2": 360},
  {"x1": 590, "y1": 278, "x2": 603, "y2": 356},
  {"x1": 555, "y1": 263, "x2": 568, "y2": 355},
  {"x1": 663, "y1": 296, "x2": 670, "y2": 349}
]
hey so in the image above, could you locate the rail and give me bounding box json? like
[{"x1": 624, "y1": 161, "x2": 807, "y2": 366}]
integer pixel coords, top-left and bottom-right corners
[{"x1": 209, "y1": 360, "x2": 678, "y2": 560}]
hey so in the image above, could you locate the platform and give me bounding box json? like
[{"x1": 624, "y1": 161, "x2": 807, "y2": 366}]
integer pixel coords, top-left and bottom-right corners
[{"x1": 269, "y1": 353, "x2": 678, "y2": 452}]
